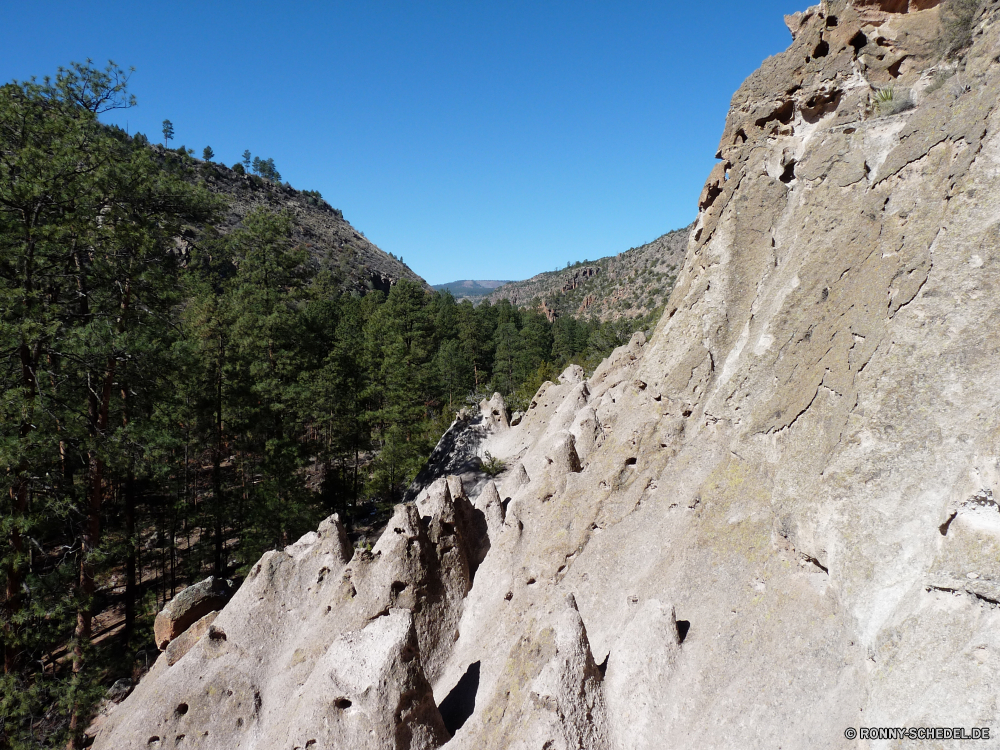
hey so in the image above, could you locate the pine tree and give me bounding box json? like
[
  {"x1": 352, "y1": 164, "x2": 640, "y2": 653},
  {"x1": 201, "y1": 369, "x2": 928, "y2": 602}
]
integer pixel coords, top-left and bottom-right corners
[
  {"x1": 363, "y1": 281, "x2": 435, "y2": 502},
  {"x1": 161, "y1": 118, "x2": 174, "y2": 146},
  {"x1": 223, "y1": 208, "x2": 314, "y2": 567},
  {"x1": 491, "y1": 301, "x2": 523, "y2": 397},
  {"x1": 202, "y1": 145, "x2": 214, "y2": 161}
]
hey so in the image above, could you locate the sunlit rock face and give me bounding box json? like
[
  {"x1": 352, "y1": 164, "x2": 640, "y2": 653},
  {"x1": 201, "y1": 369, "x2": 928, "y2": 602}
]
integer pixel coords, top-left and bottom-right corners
[{"x1": 96, "y1": 2, "x2": 1000, "y2": 747}]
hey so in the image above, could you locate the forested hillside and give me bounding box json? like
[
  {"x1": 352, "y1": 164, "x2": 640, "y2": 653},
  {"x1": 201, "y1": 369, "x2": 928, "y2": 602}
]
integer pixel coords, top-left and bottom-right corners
[
  {"x1": 171, "y1": 149, "x2": 429, "y2": 295},
  {"x1": 0, "y1": 62, "x2": 658, "y2": 748},
  {"x1": 486, "y1": 224, "x2": 690, "y2": 321}
]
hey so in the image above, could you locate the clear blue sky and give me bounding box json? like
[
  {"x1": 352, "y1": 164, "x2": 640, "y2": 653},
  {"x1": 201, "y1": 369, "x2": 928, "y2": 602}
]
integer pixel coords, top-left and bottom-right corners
[{"x1": 2, "y1": 2, "x2": 802, "y2": 285}]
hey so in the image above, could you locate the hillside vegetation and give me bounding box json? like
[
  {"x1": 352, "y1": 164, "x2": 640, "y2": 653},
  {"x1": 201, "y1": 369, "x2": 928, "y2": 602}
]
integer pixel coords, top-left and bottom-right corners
[
  {"x1": 487, "y1": 224, "x2": 690, "y2": 321},
  {"x1": 150, "y1": 145, "x2": 428, "y2": 295}
]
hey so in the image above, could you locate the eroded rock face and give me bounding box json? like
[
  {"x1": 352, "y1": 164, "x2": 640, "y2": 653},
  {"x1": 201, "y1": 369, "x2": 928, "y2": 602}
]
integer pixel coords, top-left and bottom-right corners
[{"x1": 100, "y1": 2, "x2": 1000, "y2": 747}]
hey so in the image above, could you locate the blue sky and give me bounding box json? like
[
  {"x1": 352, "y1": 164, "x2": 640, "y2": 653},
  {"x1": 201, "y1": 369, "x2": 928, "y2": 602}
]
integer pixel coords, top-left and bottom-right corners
[{"x1": 2, "y1": 2, "x2": 802, "y2": 285}]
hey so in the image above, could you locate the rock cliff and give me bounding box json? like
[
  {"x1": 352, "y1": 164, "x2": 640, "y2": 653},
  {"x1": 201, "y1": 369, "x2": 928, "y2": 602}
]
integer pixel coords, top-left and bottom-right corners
[{"x1": 95, "y1": 1, "x2": 1000, "y2": 747}]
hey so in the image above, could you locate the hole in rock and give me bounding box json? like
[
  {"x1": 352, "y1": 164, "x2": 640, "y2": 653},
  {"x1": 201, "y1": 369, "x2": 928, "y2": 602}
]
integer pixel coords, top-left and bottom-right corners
[
  {"x1": 394, "y1": 527, "x2": 405, "y2": 534},
  {"x1": 826, "y1": 15, "x2": 838, "y2": 26},
  {"x1": 421, "y1": 515, "x2": 432, "y2": 527},
  {"x1": 754, "y1": 100, "x2": 794, "y2": 129},
  {"x1": 175, "y1": 703, "x2": 189, "y2": 717},
  {"x1": 682, "y1": 409, "x2": 693, "y2": 418},
  {"x1": 306, "y1": 741, "x2": 317, "y2": 748},
  {"x1": 526, "y1": 578, "x2": 537, "y2": 586},
  {"x1": 624, "y1": 457, "x2": 637, "y2": 466},
  {"x1": 438, "y1": 661, "x2": 481, "y2": 737},
  {"x1": 869, "y1": 0, "x2": 910, "y2": 12},
  {"x1": 148, "y1": 738, "x2": 161, "y2": 746},
  {"x1": 676, "y1": 620, "x2": 691, "y2": 643},
  {"x1": 504, "y1": 591, "x2": 513, "y2": 601},
  {"x1": 887, "y1": 58, "x2": 904, "y2": 78},
  {"x1": 850, "y1": 31, "x2": 868, "y2": 54},
  {"x1": 779, "y1": 161, "x2": 796, "y2": 184},
  {"x1": 317, "y1": 567, "x2": 329, "y2": 584},
  {"x1": 208, "y1": 627, "x2": 226, "y2": 641},
  {"x1": 175, "y1": 735, "x2": 185, "y2": 745},
  {"x1": 335, "y1": 698, "x2": 352, "y2": 710},
  {"x1": 813, "y1": 39, "x2": 830, "y2": 58},
  {"x1": 734, "y1": 127, "x2": 747, "y2": 144},
  {"x1": 699, "y1": 182, "x2": 723, "y2": 211},
  {"x1": 391, "y1": 581, "x2": 408, "y2": 596},
  {"x1": 801, "y1": 90, "x2": 842, "y2": 122},
  {"x1": 597, "y1": 654, "x2": 609, "y2": 677},
  {"x1": 939, "y1": 512, "x2": 957, "y2": 536}
]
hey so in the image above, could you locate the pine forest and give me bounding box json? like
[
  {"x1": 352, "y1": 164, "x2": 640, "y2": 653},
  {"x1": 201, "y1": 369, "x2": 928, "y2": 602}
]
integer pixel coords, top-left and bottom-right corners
[{"x1": 0, "y1": 62, "x2": 661, "y2": 747}]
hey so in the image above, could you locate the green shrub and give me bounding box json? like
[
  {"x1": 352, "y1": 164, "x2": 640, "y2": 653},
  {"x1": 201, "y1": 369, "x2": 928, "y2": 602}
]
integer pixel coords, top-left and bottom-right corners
[{"x1": 482, "y1": 451, "x2": 506, "y2": 477}]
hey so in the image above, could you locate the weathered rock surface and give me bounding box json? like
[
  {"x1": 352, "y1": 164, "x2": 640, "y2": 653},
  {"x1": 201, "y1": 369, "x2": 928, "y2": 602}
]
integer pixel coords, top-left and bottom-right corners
[
  {"x1": 152, "y1": 576, "x2": 231, "y2": 650},
  {"x1": 100, "y1": 1, "x2": 1000, "y2": 747}
]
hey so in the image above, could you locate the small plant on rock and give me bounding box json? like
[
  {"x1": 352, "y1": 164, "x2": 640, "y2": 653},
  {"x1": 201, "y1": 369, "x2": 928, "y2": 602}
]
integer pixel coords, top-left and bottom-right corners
[
  {"x1": 482, "y1": 451, "x2": 506, "y2": 477},
  {"x1": 873, "y1": 86, "x2": 914, "y2": 116}
]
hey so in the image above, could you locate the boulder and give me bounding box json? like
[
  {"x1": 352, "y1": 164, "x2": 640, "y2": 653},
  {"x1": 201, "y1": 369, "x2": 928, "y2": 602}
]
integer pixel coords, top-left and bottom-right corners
[{"x1": 153, "y1": 576, "x2": 231, "y2": 650}]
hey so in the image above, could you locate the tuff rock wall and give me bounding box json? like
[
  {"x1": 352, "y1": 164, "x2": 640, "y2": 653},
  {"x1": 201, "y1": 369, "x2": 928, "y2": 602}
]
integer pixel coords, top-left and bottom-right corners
[{"x1": 96, "y1": 1, "x2": 1000, "y2": 747}]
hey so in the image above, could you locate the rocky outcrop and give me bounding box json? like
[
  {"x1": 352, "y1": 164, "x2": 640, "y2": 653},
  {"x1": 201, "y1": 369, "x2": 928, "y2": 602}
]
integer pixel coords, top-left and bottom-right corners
[
  {"x1": 99, "y1": 1, "x2": 1000, "y2": 747},
  {"x1": 152, "y1": 576, "x2": 231, "y2": 650}
]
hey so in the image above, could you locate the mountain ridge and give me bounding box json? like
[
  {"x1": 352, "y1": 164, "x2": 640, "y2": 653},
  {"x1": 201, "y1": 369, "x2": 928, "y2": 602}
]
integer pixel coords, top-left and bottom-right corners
[{"x1": 486, "y1": 224, "x2": 691, "y2": 321}]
